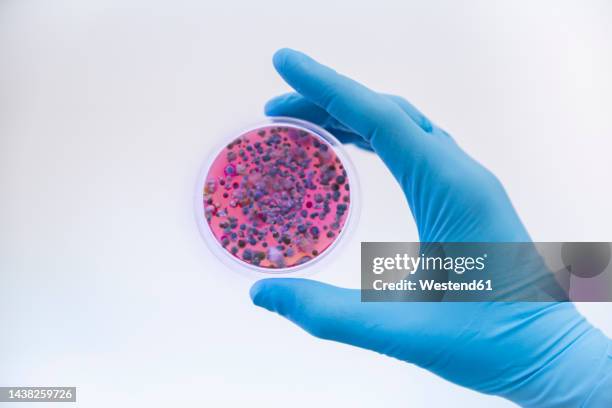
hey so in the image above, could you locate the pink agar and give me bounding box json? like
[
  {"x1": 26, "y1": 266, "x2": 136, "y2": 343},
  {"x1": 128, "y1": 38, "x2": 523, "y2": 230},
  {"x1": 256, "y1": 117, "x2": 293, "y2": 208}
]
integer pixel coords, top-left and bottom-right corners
[{"x1": 203, "y1": 125, "x2": 351, "y2": 269}]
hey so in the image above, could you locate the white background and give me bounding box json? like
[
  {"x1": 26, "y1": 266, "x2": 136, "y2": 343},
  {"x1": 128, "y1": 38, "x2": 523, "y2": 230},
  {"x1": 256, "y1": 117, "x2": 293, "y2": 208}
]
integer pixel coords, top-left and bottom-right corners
[{"x1": 1, "y1": 0, "x2": 611, "y2": 407}]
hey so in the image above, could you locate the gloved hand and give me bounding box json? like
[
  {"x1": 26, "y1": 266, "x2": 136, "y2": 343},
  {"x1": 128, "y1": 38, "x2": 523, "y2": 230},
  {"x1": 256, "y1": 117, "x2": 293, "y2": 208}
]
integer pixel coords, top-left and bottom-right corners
[{"x1": 250, "y1": 48, "x2": 612, "y2": 407}]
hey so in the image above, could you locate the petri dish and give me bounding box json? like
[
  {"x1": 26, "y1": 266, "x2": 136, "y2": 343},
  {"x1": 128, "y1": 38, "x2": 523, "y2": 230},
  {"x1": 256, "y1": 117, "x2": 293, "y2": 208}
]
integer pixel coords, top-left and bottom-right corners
[{"x1": 195, "y1": 117, "x2": 360, "y2": 275}]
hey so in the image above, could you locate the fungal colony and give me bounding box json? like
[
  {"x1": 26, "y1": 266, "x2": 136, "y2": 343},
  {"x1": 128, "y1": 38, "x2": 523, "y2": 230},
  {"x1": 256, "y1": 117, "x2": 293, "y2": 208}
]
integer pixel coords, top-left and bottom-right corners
[{"x1": 203, "y1": 125, "x2": 351, "y2": 269}]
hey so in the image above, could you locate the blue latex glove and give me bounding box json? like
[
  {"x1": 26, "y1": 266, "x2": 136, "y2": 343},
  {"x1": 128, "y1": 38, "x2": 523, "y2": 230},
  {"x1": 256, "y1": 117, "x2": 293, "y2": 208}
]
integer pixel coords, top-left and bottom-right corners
[{"x1": 250, "y1": 48, "x2": 612, "y2": 407}]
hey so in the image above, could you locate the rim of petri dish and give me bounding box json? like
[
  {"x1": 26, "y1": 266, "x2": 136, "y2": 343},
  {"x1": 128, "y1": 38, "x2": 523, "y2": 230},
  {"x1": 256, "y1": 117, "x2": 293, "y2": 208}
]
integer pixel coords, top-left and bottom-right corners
[{"x1": 194, "y1": 117, "x2": 361, "y2": 277}]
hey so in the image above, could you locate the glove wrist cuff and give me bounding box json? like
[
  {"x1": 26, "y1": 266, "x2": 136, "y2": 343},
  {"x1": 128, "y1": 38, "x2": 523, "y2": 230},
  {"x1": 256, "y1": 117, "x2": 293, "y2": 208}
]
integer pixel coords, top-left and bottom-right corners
[
  {"x1": 509, "y1": 325, "x2": 610, "y2": 408},
  {"x1": 581, "y1": 338, "x2": 612, "y2": 408}
]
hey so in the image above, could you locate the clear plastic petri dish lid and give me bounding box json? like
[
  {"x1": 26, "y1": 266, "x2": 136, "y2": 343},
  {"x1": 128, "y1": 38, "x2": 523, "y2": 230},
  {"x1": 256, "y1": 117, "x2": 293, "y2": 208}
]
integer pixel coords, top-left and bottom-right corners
[{"x1": 195, "y1": 117, "x2": 360, "y2": 277}]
